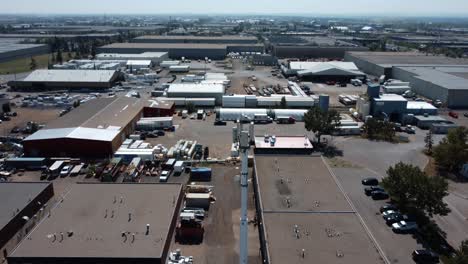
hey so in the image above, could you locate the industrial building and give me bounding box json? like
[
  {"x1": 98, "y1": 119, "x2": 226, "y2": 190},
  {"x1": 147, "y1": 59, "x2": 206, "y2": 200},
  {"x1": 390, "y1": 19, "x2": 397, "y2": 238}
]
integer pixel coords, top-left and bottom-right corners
[
  {"x1": 8, "y1": 183, "x2": 183, "y2": 264},
  {"x1": 254, "y1": 136, "x2": 313, "y2": 154},
  {"x1": 0, "y1": 38, "x2": 49, "y2": 63},
  {"x1": 282, "y1": 61, "x2": 366, "y2": 81},
  {"x1": 166, "y1": 83, "x2": 225, "y2": 105},
  {"x1": 96, "y1": 52, "x2": 169, "y2": 65},
  {"x1": 8, "y1": 70, "x2": 119, "y2": 91},
  {"x1": 23, "y1": 96, "x2": 147, "y2": 158},
  {"x1": 267, "y1": 35, "x2": 367, "y2": 59},
  {"x1": 132, "y1": 35, "x2": 258, "y2": 44},
  {"x1": 97, "y1": 43, "x2": 264, "y2": 60},
  {"x1": 0, "y1": 182, "x2": 54, "y2": 252},
  {"x1": 345, "y1": 52, "x2": 468, "y2": 107},
  {"x1": 253, "y1": 155, "x2": 383, "y2": 264}
]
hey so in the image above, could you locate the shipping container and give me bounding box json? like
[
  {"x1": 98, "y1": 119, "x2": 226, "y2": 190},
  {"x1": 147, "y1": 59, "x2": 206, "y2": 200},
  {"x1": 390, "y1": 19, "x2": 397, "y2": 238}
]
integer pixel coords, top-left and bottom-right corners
[
  {"x1": 222, "y1": 95, "x2": 246, "y2": 108},
  {"x1": 5, "y1": 157, "x2": 46, "y2": 170},
  {"x1": 185, "y1": 193, "x2": 211, "y2": 209},
  {"x1": 190, "y1": 167, "x2": 212, "y2": 181}
]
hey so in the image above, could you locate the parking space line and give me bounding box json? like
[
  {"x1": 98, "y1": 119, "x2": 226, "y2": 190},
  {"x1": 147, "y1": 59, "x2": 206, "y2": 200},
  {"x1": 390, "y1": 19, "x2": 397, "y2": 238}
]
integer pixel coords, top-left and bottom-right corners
[{"x1": 323, "y1": 156, "x2": 391, "y2": 264}]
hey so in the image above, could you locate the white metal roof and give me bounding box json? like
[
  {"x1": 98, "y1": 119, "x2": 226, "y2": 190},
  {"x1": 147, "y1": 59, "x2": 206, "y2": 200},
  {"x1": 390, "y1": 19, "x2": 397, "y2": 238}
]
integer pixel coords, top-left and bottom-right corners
[
  {"x1": 297, "y1": 64, "x2": 364, "y2": 76},
  {"x1": 24, "y1": 127, "x2": 120, "y2": 142},
  {"x1": 127, "y1": 60, "x2": 152, "y2": 66},
  {"x1": 373, "y1": 94, "x2": 407, "y2": 102},
  {"x1": 406, "y1": 101, "x2": 437, "y2": 110},
  {"x1": 96, "y1": 52, "x2": 167, "y2": 59},
  {"x1": 290, "y1": 61, "x2": 358, "y2": 71},
  {"x1": 23, "y1": 70, "x2": 116, "y2": 83},
  {"x1": 167, "y1": 83, "x2": 225, "y2": 94}
]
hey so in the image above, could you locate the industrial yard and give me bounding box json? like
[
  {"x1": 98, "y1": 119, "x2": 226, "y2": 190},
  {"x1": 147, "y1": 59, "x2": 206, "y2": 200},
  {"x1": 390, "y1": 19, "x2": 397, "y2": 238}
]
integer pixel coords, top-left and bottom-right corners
[{"x1": 0, "y1": 9, "x2": 468, "y2": 264}]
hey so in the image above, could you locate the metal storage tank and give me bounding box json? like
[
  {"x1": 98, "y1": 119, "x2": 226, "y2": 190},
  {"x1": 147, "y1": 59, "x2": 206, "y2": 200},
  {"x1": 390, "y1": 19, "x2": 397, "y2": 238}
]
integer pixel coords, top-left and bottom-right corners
[
  {"x1": 318, "y1": 94, "x2": 330, "y2": 111},
  {"x1": 273, "y1": 109, "x2": 308, "y2": 121},
  {"x1": 245, "y1": 95, "x2": 257, "y2": 108},
  {"x1": 223, "y1": 95, "x2": 246, "y2": 108},
  {"x1": 217, "y1": 108, "x2": 268, "y2": 121}
]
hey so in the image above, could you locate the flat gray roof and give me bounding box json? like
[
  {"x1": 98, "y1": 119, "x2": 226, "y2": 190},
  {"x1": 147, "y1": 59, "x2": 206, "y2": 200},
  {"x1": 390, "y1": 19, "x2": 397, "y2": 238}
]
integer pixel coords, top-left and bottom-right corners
[
  {"x1": 10, "y1": 183, "x2": 182, "y2": 259},
  {"x1": 397, "y1": 66, "x2": 468, "y2": 90},
  {"x1": 254, "y1": 155, "x2": 383, "y2": 264},
  {"x1": 134, "y1": 35, "x2": 257, "y2": 41},
  {"x1": 100, "y1": 43, "x2": 263, "y2": 50},
  {"x1": 0, "y1": 182, "x2": 51, "y2": 232},
  {"x1": 22, "y1": 70, "x2": 117, "y2": 83},
  {"x1": 347, "y1": 51, "x2": 468, "y2": 66}
]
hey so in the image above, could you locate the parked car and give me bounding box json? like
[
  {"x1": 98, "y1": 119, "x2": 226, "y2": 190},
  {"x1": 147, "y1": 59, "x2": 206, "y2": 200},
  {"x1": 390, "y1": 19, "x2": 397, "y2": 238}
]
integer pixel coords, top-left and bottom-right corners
[
  {"x1": 405, "y1": 125, "x2": 416, "y2": 134},
  {"x1": 10, "y1": 127, "x2": 20, "y2": 133},
  {"x1": 392, "y1": 221, "x2": 418, "y2": 233},
  {"x1": 412, "y1": 249, "x2": 439, "y2": 263},
  {"x1": 365, "y1": 186, "x2": 385, "y2": 196},
  {"x1": 464, "y1": 113, "x2": 468, "y2": 118},
  {"x1": 361, "y1": 178, "x2": 379, "y2": 186},
  {"x1": 371, "y1": 191, "x2": 389, "y2": 200},
  {"x1": 385, "y1": 213, "x2": 411, "y2": 226},
  {"x1": 449, "y1": 111, "x2": 459, "y2": 118},
  {"x1": 380, "y1": 204, "x2": 397, "y2": 213},
  {"x1": 60, "y1": 165, "x2": 72, "y2": 177},
  {"x1": 382, "y1": 210, "x2": 398, "y2": 218},
  {"x1": 326, "y1": 80, "x2": 336, "y2": 85}
]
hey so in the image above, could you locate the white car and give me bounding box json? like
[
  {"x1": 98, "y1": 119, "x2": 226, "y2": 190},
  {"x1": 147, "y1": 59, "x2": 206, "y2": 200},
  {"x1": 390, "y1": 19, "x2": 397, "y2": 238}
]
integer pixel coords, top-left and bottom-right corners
[
  {"x1": 392, "y1": 221, "x2": 418, "y2": 233},
  {"x1": 159, "y1": 170, "x2": 170, "y2": 182},
  {"x1": 382, "y1": 210, "x2": 398, "y2": 217},
  {"x1": 60, "y1": 165, "x2": 72, "y2": 177}
]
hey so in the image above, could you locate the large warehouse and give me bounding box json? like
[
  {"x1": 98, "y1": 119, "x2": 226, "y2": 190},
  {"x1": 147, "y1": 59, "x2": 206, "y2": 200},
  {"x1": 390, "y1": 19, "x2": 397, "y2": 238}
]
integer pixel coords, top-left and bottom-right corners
[
  {"x1": 0, "y1": 182, "x2": 54, "y2": 253},
  {"x1": 132, "y1": 35, "x2": 258, "y2": 44},
  {"x1": 23, "y1": 97, "x2": 146, "y2": 158},
  {"x1": 95, "y1": 52, "x2": 169, "y2": 65},
  {"x1": 253, "y1": 155, "x2": 383, "y2": 264},
  {"x1": 97, "y1": 43, "x2": 264, "y2": 60},
  {"x1": 8, "y1": 183, "x2": 183, "y2": 264},
  {"x1": 267, "y1": 35, "x2": 367, "y2": 59},
  {"x1": 8, "y1": 70, "x2": 119, "y2": 91},
  {"x1": 283, "y1": 61, "x2": 366, "y2": 81},
  {"x1": 0, "y1": 38, "x2": 49, "y2": 63},
  {"x1": 345, "y1": 52, "x2": 468, "y2": 108}
]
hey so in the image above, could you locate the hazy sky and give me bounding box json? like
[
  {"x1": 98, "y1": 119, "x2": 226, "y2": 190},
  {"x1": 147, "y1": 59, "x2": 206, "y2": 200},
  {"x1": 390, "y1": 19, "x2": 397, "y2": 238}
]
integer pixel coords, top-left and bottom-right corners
[{"x1": 2, "y1": 0, "x2": 468, "y2": 16}]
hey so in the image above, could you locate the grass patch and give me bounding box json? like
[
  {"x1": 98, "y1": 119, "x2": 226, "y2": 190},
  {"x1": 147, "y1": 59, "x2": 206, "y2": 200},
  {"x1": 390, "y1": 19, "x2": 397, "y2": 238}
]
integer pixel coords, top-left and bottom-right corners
[{"x1": 0, "y1": 52, "x2": 75, "y2": 74}]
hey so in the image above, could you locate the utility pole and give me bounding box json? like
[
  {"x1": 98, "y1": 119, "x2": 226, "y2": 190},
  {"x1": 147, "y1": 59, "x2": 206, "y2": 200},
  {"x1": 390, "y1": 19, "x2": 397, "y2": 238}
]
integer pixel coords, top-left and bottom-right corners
[{"x1": 234, "y1": 120, "x2": 252, "y2": 264}]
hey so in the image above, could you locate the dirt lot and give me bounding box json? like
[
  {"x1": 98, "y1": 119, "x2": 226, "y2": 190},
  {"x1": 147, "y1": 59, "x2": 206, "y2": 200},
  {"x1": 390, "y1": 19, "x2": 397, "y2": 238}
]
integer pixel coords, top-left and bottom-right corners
[
  {"x1": 168, "y1": 164, "x2": 261, "y2": 264},
  {"x1": 0, "y1": 107, "x2": 60, "y2": 136}
]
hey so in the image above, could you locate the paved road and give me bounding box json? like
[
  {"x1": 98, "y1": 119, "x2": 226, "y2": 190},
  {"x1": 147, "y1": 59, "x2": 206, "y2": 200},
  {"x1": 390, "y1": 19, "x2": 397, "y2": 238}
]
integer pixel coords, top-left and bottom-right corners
[{"x1": 331, "y1": 167, "x2": 420, "y2": 264}]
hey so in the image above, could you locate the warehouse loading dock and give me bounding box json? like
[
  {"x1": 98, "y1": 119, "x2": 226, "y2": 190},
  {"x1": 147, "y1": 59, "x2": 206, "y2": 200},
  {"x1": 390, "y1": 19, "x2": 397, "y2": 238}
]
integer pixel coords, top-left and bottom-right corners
[{"x1": 253, "y1": 155, "x2": 383, "y2": 264}]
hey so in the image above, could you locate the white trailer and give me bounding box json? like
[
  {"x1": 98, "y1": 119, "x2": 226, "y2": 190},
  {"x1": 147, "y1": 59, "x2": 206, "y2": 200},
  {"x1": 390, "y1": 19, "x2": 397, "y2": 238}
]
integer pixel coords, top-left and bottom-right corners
[{"x1": 174, "y1": 161, "x2": 185, "y2": 173}]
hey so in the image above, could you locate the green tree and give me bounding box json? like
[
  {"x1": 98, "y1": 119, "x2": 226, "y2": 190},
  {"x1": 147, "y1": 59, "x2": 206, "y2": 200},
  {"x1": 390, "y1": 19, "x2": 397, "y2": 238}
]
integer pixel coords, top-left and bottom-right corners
[
  {"x1": 280, "y1": 96, "x2": 287, "y2": 109},
  {"x1": 304, "y1": 106, "x2": 341, "y2": 145},
  {"x1": 56, "y1": 50, "x2": 63, "y2": 64},
  {"x1": 186, "y1": 102, "x2": 196, "y2": 114},
  {"x1": 362, "y1": 118, "x2": 395, "y2": 142},
  {"x1": 424, "y1": 130, "x2": 434, "y2": 155},
  {"x1": 30, "y1": 57, "x2": 37, "y2": 70},
  {"x1": 433, "y1": 127, "x2": 468, "y2": 172},
  {"x1": 447, "y1": 240, "x2": 468, "y2": 264},
  {"x1": 381, "y1": 162, "x2": 450, "y2": 217}
]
